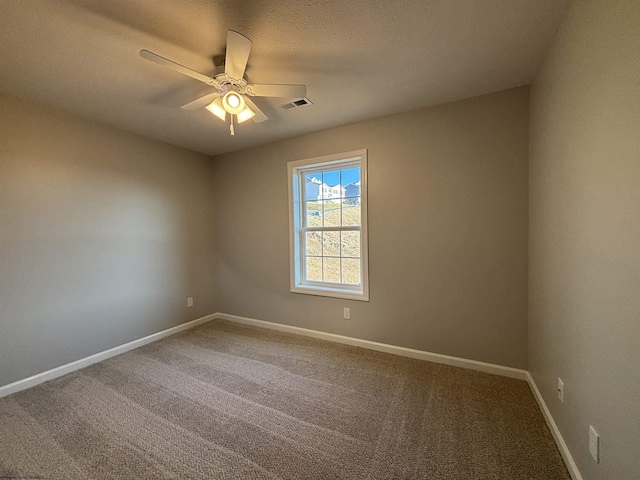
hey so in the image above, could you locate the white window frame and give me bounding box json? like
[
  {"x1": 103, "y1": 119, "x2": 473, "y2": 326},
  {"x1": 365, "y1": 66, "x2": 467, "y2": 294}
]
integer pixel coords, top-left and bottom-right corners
[{"x1": 288, "y1": 149, "x2": 369, "y2": 301}]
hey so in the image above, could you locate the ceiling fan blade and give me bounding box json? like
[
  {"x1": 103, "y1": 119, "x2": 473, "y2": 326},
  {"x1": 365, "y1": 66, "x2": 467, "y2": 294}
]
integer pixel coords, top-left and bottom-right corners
[
  {"x1": 225, "y1": 30, "x2": 252, "y2": 81},
  {"x1": 180, "y1": 92, "x2": 219, "y2": 110},
  {"x1": 243, "y1": 96, "x2": 268, "y2": 123},
  {"x1": 139, "y1": 49, "x2": 219, "y2": 87},
  {"x1": 247, "y1": 83, "x2": 307, "y2": 98}
]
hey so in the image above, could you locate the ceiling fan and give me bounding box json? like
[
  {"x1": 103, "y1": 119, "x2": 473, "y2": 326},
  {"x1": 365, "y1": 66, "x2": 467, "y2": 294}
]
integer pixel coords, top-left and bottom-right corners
[{"x1": 140, "y1": 30, "x2": 307, "y2": 135}]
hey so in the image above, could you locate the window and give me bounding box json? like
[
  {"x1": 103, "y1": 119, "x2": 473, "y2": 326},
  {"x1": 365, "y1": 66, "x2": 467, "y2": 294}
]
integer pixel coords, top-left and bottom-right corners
[{"x1": 288, "y1": 149, "x2": 369, "y2": 301}]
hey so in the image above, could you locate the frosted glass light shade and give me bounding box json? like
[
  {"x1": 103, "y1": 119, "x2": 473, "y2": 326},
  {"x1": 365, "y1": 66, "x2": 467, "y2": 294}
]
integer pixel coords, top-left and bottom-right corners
[
  {"x1": 237, "y1": 106, "x2": 255, "y2": 123},
  {"x1": 205, "y1": 98, "x2": 226, "y2": 121}
]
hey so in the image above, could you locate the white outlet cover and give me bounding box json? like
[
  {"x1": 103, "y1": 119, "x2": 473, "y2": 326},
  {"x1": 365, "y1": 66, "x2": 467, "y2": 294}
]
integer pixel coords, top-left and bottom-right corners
[
  {"x1": 187, "y1": 297, "x2": 194, "y2": 307},
  {"x1": 557, "y1": 378, "x2": 564, "y2": 403},
  {"x1": 343, "y1": 307, "x2": 351, "y2": 319},
  {"x1": 589, "y1": 425, "x2": 600, "y2": 463}
]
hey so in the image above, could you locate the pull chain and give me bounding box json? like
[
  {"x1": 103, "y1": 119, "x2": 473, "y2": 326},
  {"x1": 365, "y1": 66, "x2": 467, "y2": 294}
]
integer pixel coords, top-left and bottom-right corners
[{"x1": 230, "y1": 115, "x2": 235, "y2": 136}]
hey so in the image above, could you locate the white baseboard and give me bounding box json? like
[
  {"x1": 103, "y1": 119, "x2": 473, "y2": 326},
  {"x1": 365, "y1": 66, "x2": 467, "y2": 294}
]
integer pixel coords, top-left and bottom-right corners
[
  {"x1": 0, "y1": 314, "x2": 216, "y2": 399},
  {"x1": 526, "y1": 372, "x2": 584, "y2": 480},
  {"x1": 214, "y1": 312, "x2": 528, "y2": 380}
]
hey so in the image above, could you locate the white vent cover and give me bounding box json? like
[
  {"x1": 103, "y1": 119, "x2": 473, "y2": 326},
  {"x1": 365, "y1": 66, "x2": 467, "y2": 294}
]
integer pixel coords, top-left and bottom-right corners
[{"x1": 279, "y1": 97, "x2": 313, "y2": 110}]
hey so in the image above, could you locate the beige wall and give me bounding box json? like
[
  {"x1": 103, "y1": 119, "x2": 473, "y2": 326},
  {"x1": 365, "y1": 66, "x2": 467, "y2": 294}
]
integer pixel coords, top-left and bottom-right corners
[
  {"x1": 0, "y1": 95, "x2": 218, "y2": 387},
  {"x1": 529, "y1": 0, "x2": 640, "y2": 478},
  {"x1": 213, "y1": 87, "x2": 530, "y2": 369}
]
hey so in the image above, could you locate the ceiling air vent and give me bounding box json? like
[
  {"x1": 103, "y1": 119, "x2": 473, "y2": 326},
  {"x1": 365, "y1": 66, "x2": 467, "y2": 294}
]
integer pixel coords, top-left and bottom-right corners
[{"x1": 279, "y1": 97, "x2": 313, "y2": 110}]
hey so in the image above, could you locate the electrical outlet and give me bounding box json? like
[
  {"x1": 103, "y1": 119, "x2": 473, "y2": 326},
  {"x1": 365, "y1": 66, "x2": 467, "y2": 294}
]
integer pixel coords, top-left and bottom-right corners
[
  {"x1": 589, "y1": 425, "x2": 600, "y2": 463},
  {"x1": 187, "y1": 297, "x2": 193, "y2": 307},
  {"x1": 343, "y1": 307, "x2": 351, "y2": 319},
  {"x1": 557, "y1": 378, "x2": 564, "y2": 403}
]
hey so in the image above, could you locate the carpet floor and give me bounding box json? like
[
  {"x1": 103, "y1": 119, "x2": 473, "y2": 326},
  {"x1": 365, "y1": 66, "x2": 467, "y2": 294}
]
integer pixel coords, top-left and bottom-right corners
[{"x1": 0, "y1": 319, "x2": 570, "y2": 479}]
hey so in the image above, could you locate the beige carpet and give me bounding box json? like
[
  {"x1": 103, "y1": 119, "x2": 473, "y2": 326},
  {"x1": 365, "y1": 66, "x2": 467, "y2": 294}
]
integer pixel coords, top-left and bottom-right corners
[{"x1": 0, "y1": 319, "x2": 570, "y2": 479}]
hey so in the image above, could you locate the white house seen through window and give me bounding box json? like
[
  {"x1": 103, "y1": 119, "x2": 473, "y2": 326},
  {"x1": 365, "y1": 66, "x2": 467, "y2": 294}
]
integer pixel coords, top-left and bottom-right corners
[{"x1": 288, "y1": 149, "x2": 369, "y2": 301}]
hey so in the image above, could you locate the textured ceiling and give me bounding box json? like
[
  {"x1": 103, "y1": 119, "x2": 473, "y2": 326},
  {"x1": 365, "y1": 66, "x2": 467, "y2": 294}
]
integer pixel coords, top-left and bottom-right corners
[{"x1": 0, "y1": 0, "x2": 570, "y2": 156}]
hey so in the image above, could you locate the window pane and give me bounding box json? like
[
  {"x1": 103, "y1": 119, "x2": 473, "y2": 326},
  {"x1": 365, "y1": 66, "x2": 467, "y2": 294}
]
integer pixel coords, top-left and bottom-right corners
[
  {"x1": 323, "y1": 231, "x2": 340, "y2": 257},
  {"x1": 323, "y1": 200, "x2": 342, "y2": 227},
  {"x1": 305, "y1": 173, "x2": 322, "y2": 201},
  {"x1": 306, "y1": 201, "x2": 322, "y2": 227},
  {"x1": 323, "y1": 170, "x2": 341, "y2": 202},
  {"x1": 305, "y1": 232, "x2": 322, "y2": 256},
  {"x1": 341, "y1": 231, "x2": 360, "y2": 258},
  {"x1": 342, "y1": 203, "x2": 361, "y2": 226},
  {"x1": 306, "y1": 256, "x2": 322, "y2": 282},
  {"x1": 342, "y1": 258, "x2": 360, "y2": 284},
  {"x1": 341, "y1": 167, "x2": 360, "y2": 196},
  {"x1": 323, "y1": 257, "x2": 341, "y2": 283}
]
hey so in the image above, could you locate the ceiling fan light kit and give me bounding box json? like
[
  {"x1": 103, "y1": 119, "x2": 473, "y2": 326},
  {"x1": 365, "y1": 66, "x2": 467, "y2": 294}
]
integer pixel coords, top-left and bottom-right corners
[
  {"x1": 140, "y1": 30, "x2": 307, "y2": 136},
  {"x1": 205, "y1": 92, "x2": 255, "y2": 135}
]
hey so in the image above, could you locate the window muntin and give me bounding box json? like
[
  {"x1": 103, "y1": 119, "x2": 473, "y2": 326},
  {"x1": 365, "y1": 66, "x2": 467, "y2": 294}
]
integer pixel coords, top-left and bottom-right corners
[{"x1": 288, "y1": 150, "x2": 369, "y2": 301}]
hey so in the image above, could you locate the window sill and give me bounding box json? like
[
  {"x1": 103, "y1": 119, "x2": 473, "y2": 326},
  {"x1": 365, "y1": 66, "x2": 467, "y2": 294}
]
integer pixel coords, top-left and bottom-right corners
[{"x1": 291, "y1": 284, "x2": 369, "y2": 302}]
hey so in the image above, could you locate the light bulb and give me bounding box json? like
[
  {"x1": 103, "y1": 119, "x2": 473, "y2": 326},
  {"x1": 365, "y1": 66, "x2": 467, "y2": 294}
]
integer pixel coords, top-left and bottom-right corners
[
  {"x1": 222, "y1": 91, "x2": 246, "y2": 115},
  {"x1": 227, "y1": 93, "x2": 240, "y2": 108}
]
